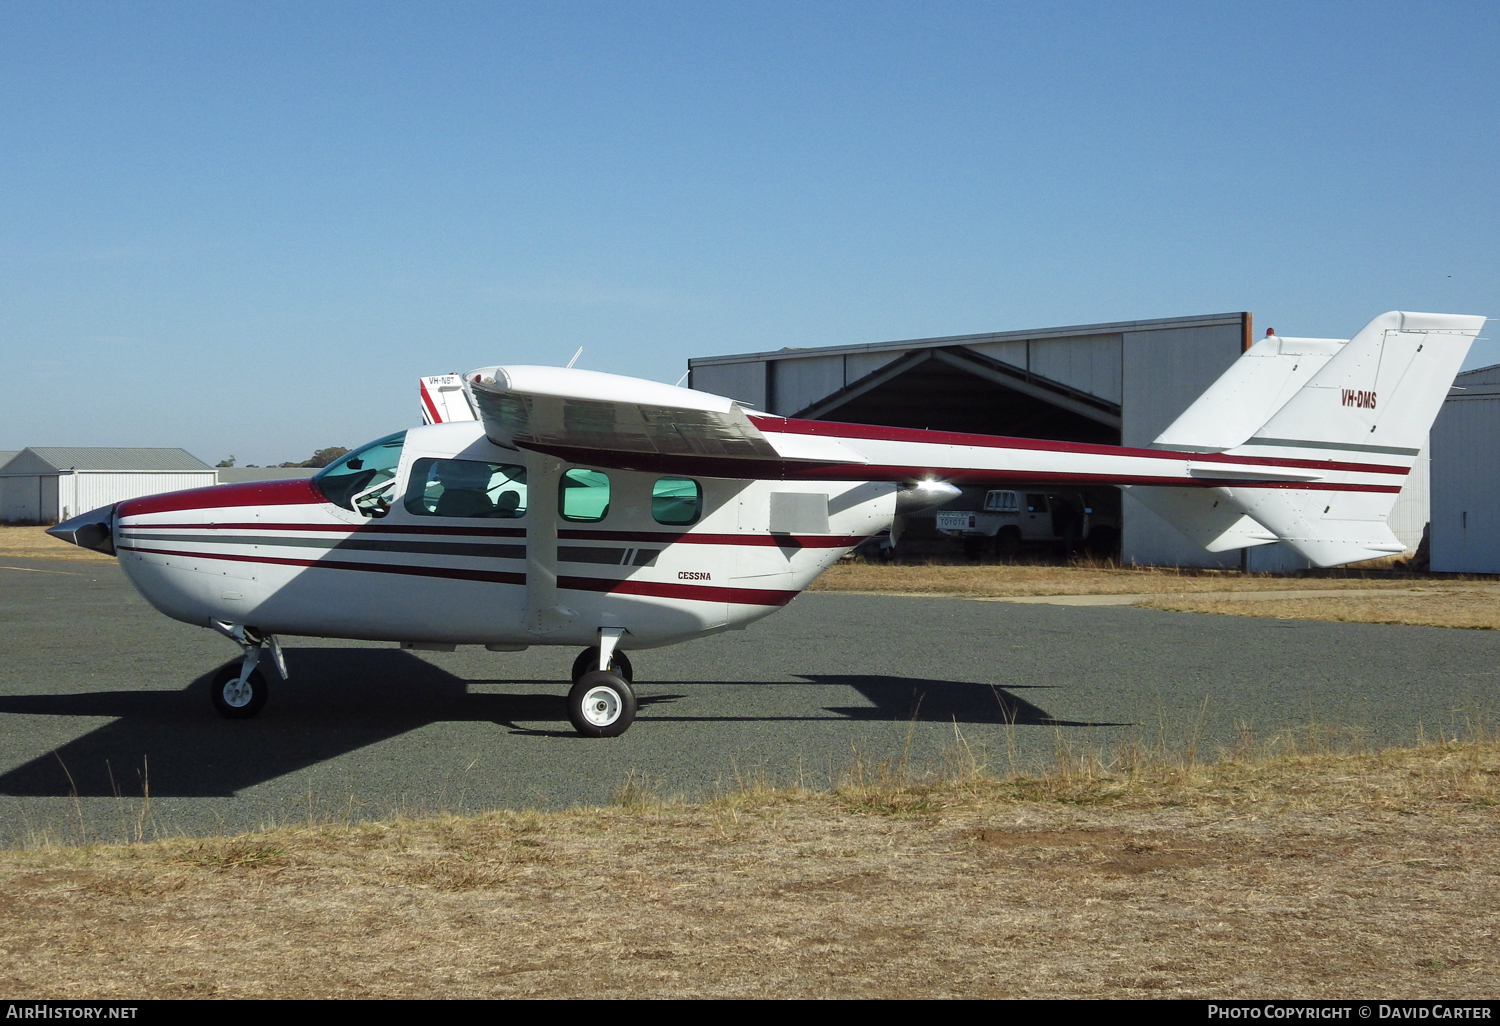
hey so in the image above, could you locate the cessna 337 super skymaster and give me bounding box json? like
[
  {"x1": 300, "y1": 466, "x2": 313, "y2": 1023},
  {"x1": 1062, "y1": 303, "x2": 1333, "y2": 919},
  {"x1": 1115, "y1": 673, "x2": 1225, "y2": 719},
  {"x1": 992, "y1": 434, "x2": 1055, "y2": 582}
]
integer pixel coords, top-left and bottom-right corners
[{"x1": 49, "y1": 311, "x2": 1485, "y2": 736}]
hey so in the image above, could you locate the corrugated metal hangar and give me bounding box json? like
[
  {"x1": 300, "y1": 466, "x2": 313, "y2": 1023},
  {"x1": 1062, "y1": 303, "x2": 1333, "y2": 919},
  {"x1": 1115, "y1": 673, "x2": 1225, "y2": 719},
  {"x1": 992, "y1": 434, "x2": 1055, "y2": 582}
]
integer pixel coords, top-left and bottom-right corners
[
  {"x1": 689, "y1": 312, "x2": 1431, "y2": 568},
  {"x1": 1430, "y1": 364, "x2": 1500, "y2": 573},
  {"x1": 0, "y1": 447, "x2": 215, "y2": 523}
]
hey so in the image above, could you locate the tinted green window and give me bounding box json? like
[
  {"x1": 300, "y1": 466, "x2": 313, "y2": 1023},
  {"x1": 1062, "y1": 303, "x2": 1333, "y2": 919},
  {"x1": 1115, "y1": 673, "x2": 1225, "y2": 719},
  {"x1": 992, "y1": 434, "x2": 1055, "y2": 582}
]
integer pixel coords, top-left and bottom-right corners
[
  {"x1": 560, "y1": 469, "x2": 610, "y2": 521},
  {"x1": 312, "y1": 431, "x2": 407, "y2": 517},
  {"x1": 404, "y1": 459, "x2": 527, "y2": 518},
  {"x1": 652, "y1": 478, "x2": 701, "y2": 525}
]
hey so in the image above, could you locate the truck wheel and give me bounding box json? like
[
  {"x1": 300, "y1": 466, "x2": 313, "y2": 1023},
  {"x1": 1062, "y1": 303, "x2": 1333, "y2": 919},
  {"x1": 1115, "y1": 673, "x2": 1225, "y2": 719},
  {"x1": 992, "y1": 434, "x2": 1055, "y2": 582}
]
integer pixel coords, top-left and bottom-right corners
[{"x1": 995, "y1": 527, "x2": 1021, "y2": 561}]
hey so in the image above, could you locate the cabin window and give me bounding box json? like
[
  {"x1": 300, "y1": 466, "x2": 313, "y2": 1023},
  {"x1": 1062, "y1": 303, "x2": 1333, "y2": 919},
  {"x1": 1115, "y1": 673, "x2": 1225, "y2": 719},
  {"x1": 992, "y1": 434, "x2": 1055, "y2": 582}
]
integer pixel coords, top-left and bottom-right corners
[
  {"x1": 652, "y1": 478, "x2": 701, "y2": 525},
  {"x1": 560, "y1": 469, "x2": 610, "y2": 522},
  {"x1": 313, "y1": 431, "x2": 408, "y2": 517},
  {"x1": 404, "y1": 459, "x2": 527, "y2": 518}
]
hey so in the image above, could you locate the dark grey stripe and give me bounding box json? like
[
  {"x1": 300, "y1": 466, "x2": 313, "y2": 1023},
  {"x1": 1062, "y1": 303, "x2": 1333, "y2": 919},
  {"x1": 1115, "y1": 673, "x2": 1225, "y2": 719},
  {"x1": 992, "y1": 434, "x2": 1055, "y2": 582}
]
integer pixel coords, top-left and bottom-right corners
[
  {"x1": 1242, "y1": 437, "x2": 1421, "y2": 457},
  {"x1": 121, "y1": 532, "x2": 525, "y2": 560},
  {"x1": 559, "y1": 546, "x2": 629, "y2": 565},
  {"x1": 556, "y1": 546, "x2": 662, "y2": 567}
]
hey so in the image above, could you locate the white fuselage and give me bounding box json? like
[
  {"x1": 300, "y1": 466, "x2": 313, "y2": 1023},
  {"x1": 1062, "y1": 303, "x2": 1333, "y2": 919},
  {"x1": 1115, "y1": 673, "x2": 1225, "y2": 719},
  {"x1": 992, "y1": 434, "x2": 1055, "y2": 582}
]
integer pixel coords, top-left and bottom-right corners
[{"x1": 112, "y1": 422, "x2": 893, "y2": 651}]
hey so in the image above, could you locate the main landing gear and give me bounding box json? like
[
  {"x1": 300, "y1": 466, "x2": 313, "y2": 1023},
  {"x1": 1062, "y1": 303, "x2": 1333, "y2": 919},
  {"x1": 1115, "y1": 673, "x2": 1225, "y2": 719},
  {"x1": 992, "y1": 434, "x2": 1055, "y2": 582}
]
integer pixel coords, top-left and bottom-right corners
[
  {"x1": 567, "y1": 628, "x2": 637, "y2": 738},
  {"x1": 209, "y1": 621, "x2": 286, "y2": 720}
]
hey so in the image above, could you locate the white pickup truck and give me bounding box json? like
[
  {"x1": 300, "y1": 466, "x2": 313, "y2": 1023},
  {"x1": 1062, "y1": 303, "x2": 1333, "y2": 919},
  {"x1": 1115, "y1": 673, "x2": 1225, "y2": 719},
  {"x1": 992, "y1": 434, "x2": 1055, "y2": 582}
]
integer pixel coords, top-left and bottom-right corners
[{"x1": 935, "y1": 489, "x2": 1116, "y2": 558}]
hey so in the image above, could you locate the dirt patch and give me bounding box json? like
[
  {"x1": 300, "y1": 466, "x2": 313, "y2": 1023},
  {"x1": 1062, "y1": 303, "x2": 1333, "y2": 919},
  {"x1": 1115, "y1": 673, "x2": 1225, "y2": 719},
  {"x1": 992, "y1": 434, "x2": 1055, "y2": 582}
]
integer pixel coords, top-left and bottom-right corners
[{"x1": 2, "y1": 742, "x2": 1498, "y2": 998}]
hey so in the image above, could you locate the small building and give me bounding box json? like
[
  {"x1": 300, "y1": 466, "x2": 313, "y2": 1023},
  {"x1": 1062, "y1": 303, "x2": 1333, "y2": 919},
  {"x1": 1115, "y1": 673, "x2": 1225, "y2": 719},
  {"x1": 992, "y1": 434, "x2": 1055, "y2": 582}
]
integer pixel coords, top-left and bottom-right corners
[
  {"x1": 1430, "y1": 365, "x2": 1500, "y2": 573},
  {"x1": 0, "y1": 448, "x2": 215, "y2": 523}
]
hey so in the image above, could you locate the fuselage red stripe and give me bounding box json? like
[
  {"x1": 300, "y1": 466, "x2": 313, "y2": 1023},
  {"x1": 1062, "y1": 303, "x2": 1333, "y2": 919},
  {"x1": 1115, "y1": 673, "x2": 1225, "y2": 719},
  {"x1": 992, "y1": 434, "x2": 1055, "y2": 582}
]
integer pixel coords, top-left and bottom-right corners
[
  {"x1": 117, "y1": 546, "x2": 795, "y2": 605},
  {"x1": 116, "y1": 522, "x2": 864, "y2": 545},
  {"x1": 556, "y1": 575, "x2": 797, "y2": 607}
]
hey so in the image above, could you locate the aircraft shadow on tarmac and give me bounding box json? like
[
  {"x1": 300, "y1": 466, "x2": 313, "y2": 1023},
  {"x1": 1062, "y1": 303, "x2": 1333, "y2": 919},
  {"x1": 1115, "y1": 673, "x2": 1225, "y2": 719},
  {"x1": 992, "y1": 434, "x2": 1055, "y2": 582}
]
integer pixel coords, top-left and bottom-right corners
[{"x1": 0, "y1": 649, "x2": 1116, "y2": 798}]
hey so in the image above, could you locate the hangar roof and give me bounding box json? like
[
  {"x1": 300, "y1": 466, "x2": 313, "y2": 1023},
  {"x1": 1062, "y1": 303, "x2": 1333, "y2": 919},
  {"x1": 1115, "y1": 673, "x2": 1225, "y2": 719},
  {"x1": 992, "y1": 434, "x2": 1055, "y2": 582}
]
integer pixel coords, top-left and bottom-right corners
[
  {"x1": 688, "y1": 311, "x2": 1247, "y2": 367},
  {"x1": 0, "y1": 447, "x2": 213, "y2": 475},
  {"x1": 0, "y1": 451, "x2": 16, "y2": 470}
]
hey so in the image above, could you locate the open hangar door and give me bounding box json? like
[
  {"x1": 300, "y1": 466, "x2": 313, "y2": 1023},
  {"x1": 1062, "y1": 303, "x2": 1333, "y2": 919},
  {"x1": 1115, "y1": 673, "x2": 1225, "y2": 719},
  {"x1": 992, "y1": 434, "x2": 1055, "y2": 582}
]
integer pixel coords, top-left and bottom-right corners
[
  {"x1": 788, "y1": 345, "x2": 1121, "y2": 558},
  {"x1": 689, "y1": 313, "x2": 1251, "y2": 566}
]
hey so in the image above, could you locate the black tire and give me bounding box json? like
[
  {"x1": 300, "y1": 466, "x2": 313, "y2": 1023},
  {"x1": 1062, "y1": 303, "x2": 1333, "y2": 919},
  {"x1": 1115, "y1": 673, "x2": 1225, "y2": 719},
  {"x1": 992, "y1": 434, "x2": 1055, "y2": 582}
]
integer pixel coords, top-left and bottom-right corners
[
  {"x1": 571, "y1": 646, "x2": 633, "y2": 684},
  {"x1": 211, "y1": 664, "x2": 268, "y2": 719},
  {"x1": 994, "y1": 527, "x2": 1021, "y2": 560},
  {"x1": 567, "y1": 670, "x2": 637, "y2": 738}
]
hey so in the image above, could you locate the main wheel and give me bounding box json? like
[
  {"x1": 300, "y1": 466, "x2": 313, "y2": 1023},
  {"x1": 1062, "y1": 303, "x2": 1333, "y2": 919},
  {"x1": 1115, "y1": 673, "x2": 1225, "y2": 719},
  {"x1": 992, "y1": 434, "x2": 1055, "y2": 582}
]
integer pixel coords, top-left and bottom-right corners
[
  {"x1": 568, "y1": 670, "x2": 637, "y2": 738},
  {"x1": 571, "y1": 646, "x2": 633, "y2": 684},
  {"x1": 211, "y1": 664, "x2": 268, "y2": 719}
]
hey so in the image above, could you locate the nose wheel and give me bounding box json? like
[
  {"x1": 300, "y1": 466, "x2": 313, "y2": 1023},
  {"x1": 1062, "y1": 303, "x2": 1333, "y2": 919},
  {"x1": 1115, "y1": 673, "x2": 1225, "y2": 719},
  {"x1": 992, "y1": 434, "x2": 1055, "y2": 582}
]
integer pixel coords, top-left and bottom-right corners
[
  {"x1": 211, "y1": 663, "x2": 269, "y2": 719},
  {"x1": 568, "y1": 670, "x2": 637, "y2": 737}
]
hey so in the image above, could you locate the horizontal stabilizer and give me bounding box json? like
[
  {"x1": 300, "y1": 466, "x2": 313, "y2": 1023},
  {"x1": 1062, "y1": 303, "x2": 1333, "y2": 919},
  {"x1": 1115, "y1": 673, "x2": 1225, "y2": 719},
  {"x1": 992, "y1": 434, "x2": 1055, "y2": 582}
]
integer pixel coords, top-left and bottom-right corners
[{"x1": 1129, "y1": 486, "x2": 1278, "y2": 552}]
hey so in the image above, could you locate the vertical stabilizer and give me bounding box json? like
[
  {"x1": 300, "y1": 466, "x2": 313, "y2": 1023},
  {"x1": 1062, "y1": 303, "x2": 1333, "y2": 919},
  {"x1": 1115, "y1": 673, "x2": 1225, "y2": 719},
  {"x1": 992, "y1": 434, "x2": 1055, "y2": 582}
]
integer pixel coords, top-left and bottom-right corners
[
  {"x1": 1152, "y1": 335, "x2": 1347, "y2": 453},
  {"x1": 1218, "y1": 311, "x2": 1483, "y2": 566}
]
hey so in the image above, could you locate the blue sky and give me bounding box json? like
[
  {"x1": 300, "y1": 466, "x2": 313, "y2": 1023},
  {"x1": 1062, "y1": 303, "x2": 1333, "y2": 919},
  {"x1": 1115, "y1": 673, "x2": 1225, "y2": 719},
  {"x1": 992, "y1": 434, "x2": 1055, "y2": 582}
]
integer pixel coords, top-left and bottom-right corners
[{"x1": 2, "y1": 1, "x2": 1496, "y2": 465}]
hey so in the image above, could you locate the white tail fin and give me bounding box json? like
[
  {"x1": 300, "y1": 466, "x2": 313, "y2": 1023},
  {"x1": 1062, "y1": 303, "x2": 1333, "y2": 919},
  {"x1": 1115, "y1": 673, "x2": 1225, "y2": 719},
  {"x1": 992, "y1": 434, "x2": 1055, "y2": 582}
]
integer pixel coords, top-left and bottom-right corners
[
  {"x1": 1152, "y1": 334, "x2": 1348, "y2": 453},
  {"x1": 1142, "y1": 311, "x2": 1484, "y2": 566}
]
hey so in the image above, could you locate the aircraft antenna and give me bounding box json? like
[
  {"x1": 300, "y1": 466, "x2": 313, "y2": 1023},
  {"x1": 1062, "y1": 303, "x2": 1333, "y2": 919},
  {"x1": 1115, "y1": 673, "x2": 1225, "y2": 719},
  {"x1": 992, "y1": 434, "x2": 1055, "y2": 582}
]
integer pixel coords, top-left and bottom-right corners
[{"x1": 566, "y1": 347, "x2": 583, "y2": 369}]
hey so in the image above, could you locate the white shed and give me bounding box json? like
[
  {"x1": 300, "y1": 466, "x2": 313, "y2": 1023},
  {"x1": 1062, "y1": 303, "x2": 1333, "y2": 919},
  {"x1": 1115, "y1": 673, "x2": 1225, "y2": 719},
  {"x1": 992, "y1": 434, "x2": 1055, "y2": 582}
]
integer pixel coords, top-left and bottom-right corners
[
  {"x1": 0, "y1": 447, "x2": 216, "y2": 523},
  {"x1": 1430, "y1": 365, "x2": 1500, "y2": 573}
]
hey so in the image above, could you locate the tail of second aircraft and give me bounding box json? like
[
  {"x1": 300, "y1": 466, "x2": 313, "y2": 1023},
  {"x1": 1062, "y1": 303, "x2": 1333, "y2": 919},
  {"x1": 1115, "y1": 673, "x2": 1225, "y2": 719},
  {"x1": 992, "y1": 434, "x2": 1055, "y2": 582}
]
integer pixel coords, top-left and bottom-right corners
[{"x1": 1136, "y1": 310, "x2": 1485, "y2": 566}]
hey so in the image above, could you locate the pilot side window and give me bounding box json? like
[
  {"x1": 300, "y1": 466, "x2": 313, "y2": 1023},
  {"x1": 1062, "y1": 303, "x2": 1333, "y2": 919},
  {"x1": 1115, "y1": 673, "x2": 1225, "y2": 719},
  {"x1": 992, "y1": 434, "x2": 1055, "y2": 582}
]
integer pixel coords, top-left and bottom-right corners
[
  {"x1": 652, "y1": 478, "x2": 701, "y2": 525},
  {"x1": 559, "y1": 469, "x2": 610, "y2": 522},
  {"x1": 404, "y1": 459, "x2": 528, "y2": 518},
  {"x1": 313, "y1": 431, "x2": 408, "y2": 517}
]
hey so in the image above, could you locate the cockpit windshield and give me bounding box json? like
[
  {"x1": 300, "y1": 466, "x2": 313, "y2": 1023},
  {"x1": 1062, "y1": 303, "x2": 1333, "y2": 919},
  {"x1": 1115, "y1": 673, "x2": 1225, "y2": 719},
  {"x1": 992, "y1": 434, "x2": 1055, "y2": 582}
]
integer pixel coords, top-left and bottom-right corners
[{"x1": 312, "y1": 431, "x2": 407, "y2": 517}]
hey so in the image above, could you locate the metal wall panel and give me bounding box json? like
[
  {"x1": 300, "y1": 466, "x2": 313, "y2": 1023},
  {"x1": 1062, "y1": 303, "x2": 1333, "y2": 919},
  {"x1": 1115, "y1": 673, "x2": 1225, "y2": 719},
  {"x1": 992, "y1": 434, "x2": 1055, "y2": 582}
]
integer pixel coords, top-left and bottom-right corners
[
  {"x1": 0, "y1": 477, "x2": 43, "y2": 522},
  {"x1": 689, "y1": 362, "x2": 767, "y2": 409},
  {"x1": 843, "y1": 351, "x2": 904, "y2": 384},
  {"x1": 1120, "y1": 323, "x2": 1244, "y2": 568},
  {"x1": 965, "y1": 340, "x2": 1027, "y2": 373},
  {"x1": 1431, "y1": 396, "x2": 1500, "y2": 572},
  {"x1": 770, "y1": 354, "x2": 845, "y2": 416},
  {"x1": 1025, "y1": 334, "x2": 1123, "y2": 404}
]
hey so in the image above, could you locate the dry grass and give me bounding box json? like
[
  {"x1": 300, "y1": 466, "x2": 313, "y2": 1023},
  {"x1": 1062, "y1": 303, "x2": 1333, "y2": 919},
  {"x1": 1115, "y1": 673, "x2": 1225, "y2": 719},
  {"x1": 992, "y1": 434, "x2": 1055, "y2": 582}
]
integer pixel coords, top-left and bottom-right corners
[
  {"x1": 0, "y1": 526, "x2": 113, "y2": 563},
  {"x1": 1144, "y1": 587, "x2": 1500, "y2": 630},
  {"x1": 811, "y1": 558, "x2": 1438, "y2": 598},
  {"x1": 4, "y1": 735, "x2": 1500, "y2": 998}
]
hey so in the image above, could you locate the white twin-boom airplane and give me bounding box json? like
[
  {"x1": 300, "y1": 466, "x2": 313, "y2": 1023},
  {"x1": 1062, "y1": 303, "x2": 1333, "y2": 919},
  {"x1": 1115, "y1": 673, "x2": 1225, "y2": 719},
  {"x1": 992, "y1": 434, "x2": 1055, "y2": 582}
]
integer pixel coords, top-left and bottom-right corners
[{"x1": 49, "y1": 311, "x2": 1484, "y2": 736}]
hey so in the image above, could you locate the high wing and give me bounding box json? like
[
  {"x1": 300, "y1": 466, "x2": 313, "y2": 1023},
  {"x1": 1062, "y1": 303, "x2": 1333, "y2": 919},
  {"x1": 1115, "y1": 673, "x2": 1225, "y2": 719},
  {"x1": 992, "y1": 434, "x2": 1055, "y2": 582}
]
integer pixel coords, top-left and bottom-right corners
[{"x1": 464, "y1": 365, "x2": 868, "y2": 473}]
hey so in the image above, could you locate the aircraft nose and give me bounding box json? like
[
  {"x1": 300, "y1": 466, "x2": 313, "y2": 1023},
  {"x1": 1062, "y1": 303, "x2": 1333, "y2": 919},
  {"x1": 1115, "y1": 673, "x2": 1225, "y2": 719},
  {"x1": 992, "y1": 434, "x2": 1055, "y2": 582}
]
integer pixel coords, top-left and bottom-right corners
[{"x1": 46, "y1": 504, "x2": 117, "y2": 555}]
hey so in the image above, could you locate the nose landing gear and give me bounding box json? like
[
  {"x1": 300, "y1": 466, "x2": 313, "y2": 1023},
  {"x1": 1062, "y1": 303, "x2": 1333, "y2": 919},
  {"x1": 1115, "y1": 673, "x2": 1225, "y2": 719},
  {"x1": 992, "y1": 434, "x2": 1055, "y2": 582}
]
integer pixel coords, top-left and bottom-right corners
[{"x1": 208, "y1": 621, "x2": 287, "y2": 720}]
